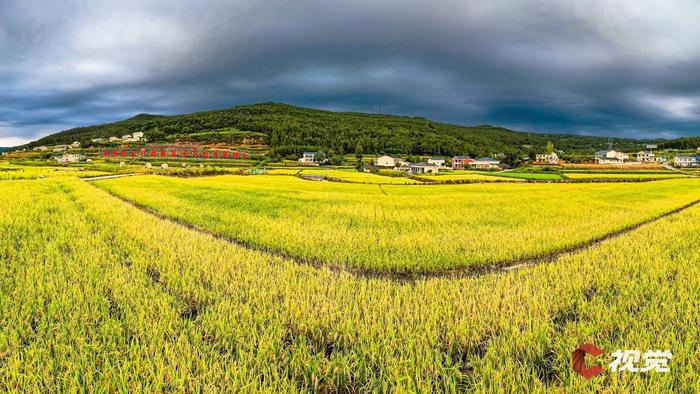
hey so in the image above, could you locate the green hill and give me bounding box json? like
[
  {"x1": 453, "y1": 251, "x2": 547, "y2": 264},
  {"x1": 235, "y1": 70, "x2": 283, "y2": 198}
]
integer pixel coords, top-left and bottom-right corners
[{"x1": 26, "y1": 102, "x2": 652, "y2": 158}]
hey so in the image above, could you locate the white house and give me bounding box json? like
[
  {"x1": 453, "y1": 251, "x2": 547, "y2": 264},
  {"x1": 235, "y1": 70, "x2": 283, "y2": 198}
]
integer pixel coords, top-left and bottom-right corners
[
  {"x1": 595, "y1": 150, "x2": 629, "y2": 164},
  {"x1": 375, "y1": 155, "x2": 396, "y2": 167},
  {"x1": 393, "y1": 157, "x2": 408, "y2": 167},
  {"x1": 91, "y1": 138, "x2": 104, "y2": 143},
  {"x1": 108, "y1": 136, "x2": 120, "y2": 142},
  {"x1": 395, "y1": 165, "x2": 412, "y2": 173},
  {"x1": 33, "y1": 146, "x2": 48, "y2": 151},
  {"x1": 535, "y1": 153, "x2": 559, "y2": 164},
  {"x1": 674, "y1": 156, "x2": 700, "y2": 168},
  {"x1": 53, "y1": 146, "x2": 68, "y2": 153},
  {"x1": 298, "y1": 151, "x2": 318, "y2": 165},
  {"x1": 410, "y1": 162, "x2": 439, "y2": 174},
  {"x1": 427, "y1": 157, "x2": 447, "y2": 167},
  {"x1": 70, "y1": 141, "x2": 81, "y2": 148},
  {"x1": 636, "y1": 151, "x2": 656, "y2": 163},
  {"x1": 132, "y1": 132, "x2": 145, "y2": 140},
  {"x1": 470, "y1": 157, "x2": 501, "y2": 169},
  {"x1": 53, "y1": 153, "x2": 84, "y2": 163}
]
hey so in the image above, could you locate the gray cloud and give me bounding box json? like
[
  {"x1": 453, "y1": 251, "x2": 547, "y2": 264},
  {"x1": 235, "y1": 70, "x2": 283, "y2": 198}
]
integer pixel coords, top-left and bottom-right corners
[{"x1": 1, "y1": 0, "x2": 700, "y2": 145}]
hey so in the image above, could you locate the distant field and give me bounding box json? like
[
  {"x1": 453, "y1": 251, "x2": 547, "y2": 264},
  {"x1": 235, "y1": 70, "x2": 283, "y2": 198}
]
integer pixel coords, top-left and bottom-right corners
[
  {"x1": 564, "y1": 172, "x2": 690, "y2": 180},
  {"x1": 491, "y1": 172, "x2": 563, "y2": 180},
  {"x1": 0, "y1": 164, "x2": 109, "y2": 180},
  {"x1": 265, "y1": 168, "x2": 303, "y2": 175},
  {"x1": 299, "y1": 169, "x2": 421, "y2": 184},
  {"x1": 95, "y1": 175, "x2": 700, "y2": 273},
  {"x1": 417, "y1": 173, "x2": 524, "y2": 182},
  {"x1": 422, "y1": 171, "x2": 561, "y2": 181}
]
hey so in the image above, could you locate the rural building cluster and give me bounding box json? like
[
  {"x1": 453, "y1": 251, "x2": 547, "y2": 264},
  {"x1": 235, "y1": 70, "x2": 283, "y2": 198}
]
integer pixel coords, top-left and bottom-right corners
[{"x1": 91, "y1": 132, "x2": 145, "y2": 143}]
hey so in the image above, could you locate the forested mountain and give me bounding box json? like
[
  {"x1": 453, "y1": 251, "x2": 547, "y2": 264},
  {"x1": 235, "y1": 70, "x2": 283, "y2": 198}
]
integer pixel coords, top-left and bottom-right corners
[
  {"x1": 26, "y1": 102, "x2": 652, "y2": 157},
  {"x1": 658, "y1": 137, "x2": 700, "y2": 150}
]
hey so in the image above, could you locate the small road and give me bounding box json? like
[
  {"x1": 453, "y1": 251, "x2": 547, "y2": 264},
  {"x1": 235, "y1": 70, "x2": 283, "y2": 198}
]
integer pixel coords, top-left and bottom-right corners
[{"x1": 82, "y1": 173, "x2": 140, "y2": 181}]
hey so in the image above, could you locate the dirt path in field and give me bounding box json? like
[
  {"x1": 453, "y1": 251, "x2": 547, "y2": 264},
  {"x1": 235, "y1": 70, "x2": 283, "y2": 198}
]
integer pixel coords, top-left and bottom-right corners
[
  {"x1": 82, "y1": 173, "x2": 140, "y2": 181},
  {"x1": 86, "y1": 180, "x2": 700, "y2": 282}
]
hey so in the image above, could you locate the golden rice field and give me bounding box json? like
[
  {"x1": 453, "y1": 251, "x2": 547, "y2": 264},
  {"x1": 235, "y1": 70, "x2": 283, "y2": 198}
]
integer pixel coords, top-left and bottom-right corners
[
  {"x1": 299, "y1": 169, "x2": 421, "y2": 184},
  {"x1": 564, "y1": 172, "x2": 690, "y2": 180},
  {"x1": 0, "y1": 163, "x2": 109, "y2": 180},
  {"x1": 2, "y1": 175, "x2": 700, "y2": 392},
  {"x1": 265, "y1": 168, "x2": 303, "y2": 175},
  {"x1": 416, "y1": 173, "x2": 524, "y2": 182},
  {"x1": 94, "y1": 174, "x2": 700, "y2": 273}
]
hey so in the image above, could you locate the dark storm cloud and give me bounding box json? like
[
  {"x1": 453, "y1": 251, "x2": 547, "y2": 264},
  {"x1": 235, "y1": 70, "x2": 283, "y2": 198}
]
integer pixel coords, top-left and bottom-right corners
[{"x1": 1, "y1": 0, "x2": 700, "y2": 145}]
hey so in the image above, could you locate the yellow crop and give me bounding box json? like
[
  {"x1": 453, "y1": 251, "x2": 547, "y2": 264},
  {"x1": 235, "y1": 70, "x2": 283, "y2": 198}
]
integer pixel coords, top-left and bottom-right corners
[
  {"x1": 1, "y1": 175, "x2": 698, "y2": 392},
  {"x1": 564, "y1": 172, "x2": 689, "y2": 180},
  {"x1": 95, "y1": 175, "x2": 700, "y2": 273},
  {"x1": 299, "y1": 168, "x2": 421, "y2": 184}
]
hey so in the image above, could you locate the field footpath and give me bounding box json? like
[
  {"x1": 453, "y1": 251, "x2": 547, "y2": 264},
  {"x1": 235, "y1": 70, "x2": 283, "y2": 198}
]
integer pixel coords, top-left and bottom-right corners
[
  {"x1": 87, "y1": 180, "x2": 700, "y2": 281},
  {"x1": 82, "y1": 173, "x2": 140, "y2": 181}
]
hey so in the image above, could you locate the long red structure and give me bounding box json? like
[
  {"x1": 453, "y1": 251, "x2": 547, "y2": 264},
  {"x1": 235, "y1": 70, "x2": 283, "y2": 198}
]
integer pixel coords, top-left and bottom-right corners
[{"x1": 101, "y1": 145, "x2": 249, "y2": 160}]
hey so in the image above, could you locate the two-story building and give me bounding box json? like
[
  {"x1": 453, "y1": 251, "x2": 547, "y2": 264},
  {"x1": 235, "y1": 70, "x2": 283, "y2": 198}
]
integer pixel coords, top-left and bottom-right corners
[
  {"x1": 674, "y1": 156, "x2": 700, "y2": 168},
  {"x1": 535, "y1": 153, "x2": 559, "y2": 164},
  {"x1": 298, "y1": 151, "x2": 318, "y2": 165},
  {"x1": 427, "y1": 157, "x2": 447, "y2": 167},
  {"x1": 374, "y1": 155, "x2": 408, "y2": 168},
  {"x1": 595, "y1": 150, "x2": 629, "y2": 164},
  {"x1": 451, "y1": 156, "x2": 473, "y2": 170},
  {"x1": 470, "y1": 157, "x2": 501, "y2": 170},
  {"x1": 636, "y1": 151, "x2": 656, "y2": 163}
]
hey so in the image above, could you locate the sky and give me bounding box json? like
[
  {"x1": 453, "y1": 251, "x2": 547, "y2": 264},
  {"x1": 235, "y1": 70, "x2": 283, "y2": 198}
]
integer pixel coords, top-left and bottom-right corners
[{"x1": 1, "y1": 0, "x2": 700, "y2": 146}]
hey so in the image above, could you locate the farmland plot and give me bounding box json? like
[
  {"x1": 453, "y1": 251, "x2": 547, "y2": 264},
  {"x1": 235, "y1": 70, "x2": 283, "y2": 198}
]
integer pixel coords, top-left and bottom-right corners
[
  {"x1": 0, "y1": 164, "x2": 109, "y2": 180},
  {"x1": 1, "y1": 177, "x2": 700, "y2": 392},
  {"x1": 299, "y1": 168, "x2": 421, "y2": 184},
  {"x1": 94, "y1": 175, "x2": 700, "y2": 273},
  {"x1": 564, "y1": 173, "x2": 690, "y2": 180}
]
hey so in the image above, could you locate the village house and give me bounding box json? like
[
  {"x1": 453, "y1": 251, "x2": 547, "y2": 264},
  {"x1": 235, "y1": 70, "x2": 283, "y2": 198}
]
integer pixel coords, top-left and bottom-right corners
[
  {"x1": 32, "y1": 146, "x2": 48, "y2": 151},
  {"x1": 427, "y1": 157, "x2": 446, "y2": 167},
  {"x1": 451, "y1": 156, "x2": 473, "y2": 169},
  {"x1": 535, "y1": 152, "x2": 559, "y2": 164},
  {"x1": 91, "y1": 138, "x2": 104, "y2": 143},
  {"x1": 410, "y1": 162, "x2": 439, "y2": 174},
  {"x1": 53, "y1": 153, "x2": 85, "y2": 163},
  {"x1": 298, "y1": 151, "x2": 318, "y2": 165},
  {"x1": 470, "y1": 157, "x2": 501, "y2": 170},
  {"x1": 53, "y1": 146, "x2": 68, "y2": 153},
  {"x1": 108, "y1": 136, "x2": 120, "y2": 142},
  {"x1": 374, "y1": 155, "x2": 403, "y2": 168},
  {"x1": 120, "y1": 132, "x2": 145, "y2": 142},
  {"x1": 674, "y1": 156, "x2": 700, "y2": 168},
  {"x1": 70, "y1": 141, "x2": 81, "y2": 148},
  {"x1": 595, "y1": 150, "x2": 629, "y2": 164},
  {"x1": 393, "y1": 157, "x2": 409, "y2": 167},
  {"x1": 374, "y1": 155, "x2": 392, "y2": 167},
  {"x1": 395, "y1": 165, "x2": 412, "y2": 174},
  {"x1": 636, "y1": 151, "x2": 656, "y2": 163}
]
